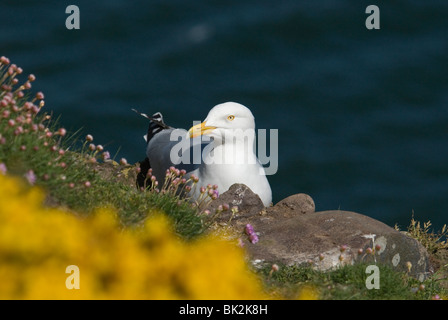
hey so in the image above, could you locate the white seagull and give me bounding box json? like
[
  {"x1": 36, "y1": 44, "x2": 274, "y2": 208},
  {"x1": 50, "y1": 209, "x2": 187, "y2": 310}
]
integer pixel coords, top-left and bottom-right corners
[{"x1": 135, "y1": 102, "x2": 272, "y2": 207}]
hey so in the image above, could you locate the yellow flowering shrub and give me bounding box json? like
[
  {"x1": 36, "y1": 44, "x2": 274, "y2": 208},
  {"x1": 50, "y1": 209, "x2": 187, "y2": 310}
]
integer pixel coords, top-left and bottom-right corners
[{"x1": 0, "y1": 173, "x2": 268, "y2": 299}]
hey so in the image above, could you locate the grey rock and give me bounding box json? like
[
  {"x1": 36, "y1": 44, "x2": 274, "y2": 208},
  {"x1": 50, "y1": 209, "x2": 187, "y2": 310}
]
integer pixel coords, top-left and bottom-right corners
[
  {"x1": 273, "y1": 193, "x2": 315, "y2": 217},
  {"x1": 214, "y1": 185, "x2": 431, "y2": 280},
  {"x1": 206, "y1": 183, "x2": 265, "y2": 222},
  {"x1": 243, "y1": 210, "x2": 430, "y2": 280}
]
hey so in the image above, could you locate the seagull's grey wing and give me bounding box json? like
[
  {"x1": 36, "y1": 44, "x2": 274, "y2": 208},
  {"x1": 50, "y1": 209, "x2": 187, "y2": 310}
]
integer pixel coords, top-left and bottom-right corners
[{"x1": 146, "y1": 128, "x2": 211, "y2": 183}]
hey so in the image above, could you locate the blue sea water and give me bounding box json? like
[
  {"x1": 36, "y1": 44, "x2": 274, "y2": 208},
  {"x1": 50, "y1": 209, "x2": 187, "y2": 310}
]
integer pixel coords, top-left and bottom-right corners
[{"x1": 1, "y1": 0, "x2": 447, "y2": 230}]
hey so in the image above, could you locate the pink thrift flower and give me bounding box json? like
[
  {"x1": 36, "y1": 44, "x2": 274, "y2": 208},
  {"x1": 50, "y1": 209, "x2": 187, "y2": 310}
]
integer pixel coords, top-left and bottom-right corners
[
  {"x1": 245, "y1": 224, "x2": 259, "y2": 244},
  {"x1": 245, "y1": 224, "x2": 255, "y2": 236},
  {"x1": 102, "y1": 151, "x2": 111, "y2": 161},
  {"x1": 249, "y1": 233, "x2": 259, "y2": 244},
  {"x1": 0, "y1": 163, "x2": 7, "y2": 175},
  {"x1": 24, "y1": 170, "x2": 36, "y2": 185},
  {"x1": 57, "y1": 128, "x2": 67, "y2": 136},
  {"x1": 0, "y1": 56, "x2": 10, "y2": 64}
]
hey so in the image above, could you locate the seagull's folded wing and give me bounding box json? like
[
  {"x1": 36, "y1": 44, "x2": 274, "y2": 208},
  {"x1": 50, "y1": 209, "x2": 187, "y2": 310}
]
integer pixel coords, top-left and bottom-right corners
[{"x1": 146, "y1": 128, "x2": 212, "y2": 183}]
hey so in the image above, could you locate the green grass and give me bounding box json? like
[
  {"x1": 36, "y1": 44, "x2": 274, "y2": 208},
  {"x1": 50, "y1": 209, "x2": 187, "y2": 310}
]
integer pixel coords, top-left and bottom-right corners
[
  {"x1": 257, "y1": 217, "x2": 448, "y2": 300},
  {"x1": 259, "y1": 262, "x2": 447, "y2": 300},
  {"x1": 396, "y1": 215, "x2": 448, "y2": 255},
  {"x1": 0, "y1": 59, "x2": 209, "y2": 240}
]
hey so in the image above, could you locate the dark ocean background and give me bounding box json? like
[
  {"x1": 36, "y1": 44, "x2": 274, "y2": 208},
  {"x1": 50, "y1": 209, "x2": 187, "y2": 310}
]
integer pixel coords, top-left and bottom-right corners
[{"x1": 1, "y1": 0, "x2": 447, "y2": 230}]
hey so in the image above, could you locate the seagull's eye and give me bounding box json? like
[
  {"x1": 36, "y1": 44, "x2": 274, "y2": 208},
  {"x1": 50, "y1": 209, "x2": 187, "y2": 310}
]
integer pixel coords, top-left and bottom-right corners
[{"x1": 227, "y1": 115, "x2": 235, "y2": 121}]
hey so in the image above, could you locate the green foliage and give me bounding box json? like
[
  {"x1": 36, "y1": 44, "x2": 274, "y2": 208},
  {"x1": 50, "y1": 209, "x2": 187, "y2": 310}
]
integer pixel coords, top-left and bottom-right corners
[
  {"x1": 398, "y1": 214, "x2": 448, "y2": 255},
  {"x1": 0, "y1": 57, "x2": 207, "y2": 240},
  {"x1": 260, "y1": 262, "x2": 447, "y2": 300}
]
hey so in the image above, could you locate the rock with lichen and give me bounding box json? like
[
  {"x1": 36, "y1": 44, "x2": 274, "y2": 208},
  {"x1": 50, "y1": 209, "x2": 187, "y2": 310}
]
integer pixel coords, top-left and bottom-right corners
[{"x1": 214, "y1": 183, "x2": 431, "y2": 281}]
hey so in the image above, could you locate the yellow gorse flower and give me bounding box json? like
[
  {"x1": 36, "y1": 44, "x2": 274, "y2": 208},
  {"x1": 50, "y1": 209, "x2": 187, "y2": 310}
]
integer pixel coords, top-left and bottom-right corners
[{"x1": 0, "y1": 174, "x2": 268, "y2": 300}]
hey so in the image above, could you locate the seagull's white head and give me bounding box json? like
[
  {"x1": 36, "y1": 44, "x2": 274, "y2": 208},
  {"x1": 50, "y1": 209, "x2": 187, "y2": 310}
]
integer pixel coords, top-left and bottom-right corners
[{"x1": 188, "y1": 102, "x2": 255, "y2": 143}]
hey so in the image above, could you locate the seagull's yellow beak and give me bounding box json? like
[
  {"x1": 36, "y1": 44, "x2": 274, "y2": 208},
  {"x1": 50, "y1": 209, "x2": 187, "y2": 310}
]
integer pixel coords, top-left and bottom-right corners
[{"x1": 188, "y1": 121, "x2": 217, "y2": 138}]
